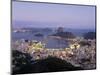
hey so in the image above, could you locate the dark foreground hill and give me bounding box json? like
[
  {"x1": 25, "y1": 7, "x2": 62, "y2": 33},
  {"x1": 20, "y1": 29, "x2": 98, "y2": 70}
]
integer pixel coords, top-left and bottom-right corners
[{"x1": 12, "y1": 50, "x2": 83, "y2": 74}]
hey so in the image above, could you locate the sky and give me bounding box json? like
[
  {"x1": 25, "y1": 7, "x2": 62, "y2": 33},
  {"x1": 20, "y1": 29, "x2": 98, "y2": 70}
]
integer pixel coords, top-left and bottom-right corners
[{"x1": 12, "y1": 1, "x2": 96, "y2": 29}]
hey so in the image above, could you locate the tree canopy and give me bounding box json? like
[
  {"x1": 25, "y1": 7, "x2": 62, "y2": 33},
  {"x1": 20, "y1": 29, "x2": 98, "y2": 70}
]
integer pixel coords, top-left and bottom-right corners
[{"x1": 12, "y1": 50, "x2": 83, "y2": 74}]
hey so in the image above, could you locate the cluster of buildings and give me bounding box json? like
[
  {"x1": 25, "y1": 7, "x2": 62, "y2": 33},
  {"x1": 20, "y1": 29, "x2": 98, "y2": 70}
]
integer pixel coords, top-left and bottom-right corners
[{"x1": 12, "y1": 37, "x2": 96, "y2": 69}]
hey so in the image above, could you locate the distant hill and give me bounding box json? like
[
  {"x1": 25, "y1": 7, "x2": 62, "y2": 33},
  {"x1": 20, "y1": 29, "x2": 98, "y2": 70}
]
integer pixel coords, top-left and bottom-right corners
[
  {"x1": 52, "y1": 32, "x2": 76, "y2": 39},
  {"x1": 83, "y1": 32, "x2": 96, "y2": 39}
]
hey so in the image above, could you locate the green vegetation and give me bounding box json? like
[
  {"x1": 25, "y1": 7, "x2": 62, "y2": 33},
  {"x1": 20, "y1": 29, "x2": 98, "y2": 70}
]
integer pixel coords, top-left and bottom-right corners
[
  {"x1": 12, "y1": 50, "x2": 33, "y2": 74},
  {"x1": 12, "y1": 50, "x2": 83, "y2": 74}
]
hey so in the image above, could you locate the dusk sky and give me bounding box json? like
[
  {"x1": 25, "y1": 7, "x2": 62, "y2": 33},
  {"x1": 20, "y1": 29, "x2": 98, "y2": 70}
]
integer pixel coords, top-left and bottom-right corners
[{"x1": 12, "y1": 1, "x2": 96, "y2": 29}]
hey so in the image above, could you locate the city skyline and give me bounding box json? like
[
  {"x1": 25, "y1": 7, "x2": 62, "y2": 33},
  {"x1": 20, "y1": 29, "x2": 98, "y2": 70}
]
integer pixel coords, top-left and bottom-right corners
[{"x1": 12, "y1": 1, "x2": 96, "y2": 29}]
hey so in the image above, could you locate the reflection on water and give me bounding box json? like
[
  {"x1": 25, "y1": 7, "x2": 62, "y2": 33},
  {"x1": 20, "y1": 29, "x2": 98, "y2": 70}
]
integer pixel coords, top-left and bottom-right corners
[
  {"x1": 45, "y1": 37, "x2": 68, "y2": 48},
  {"x1": 12, "y1": 32, "x2": 68, "y2": 49},
  {"x1": 12, "y1": 28, "x2": 94, "y2": 49}
]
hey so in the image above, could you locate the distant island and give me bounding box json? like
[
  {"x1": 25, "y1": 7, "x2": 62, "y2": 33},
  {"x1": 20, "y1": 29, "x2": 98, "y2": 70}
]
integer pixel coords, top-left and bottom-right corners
[
  {"x1": 34, "y1": 33, "x2": 44, "y2": 37},
  {"x1": 13, "y1": 28, "x2": 52, "y2": 33},
  {"x1": 51, "y1": 27, "x2": 76, "y2": 39},
  {"x1": 52, "y1": 32, "x2": 76, "y2": 39}
]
